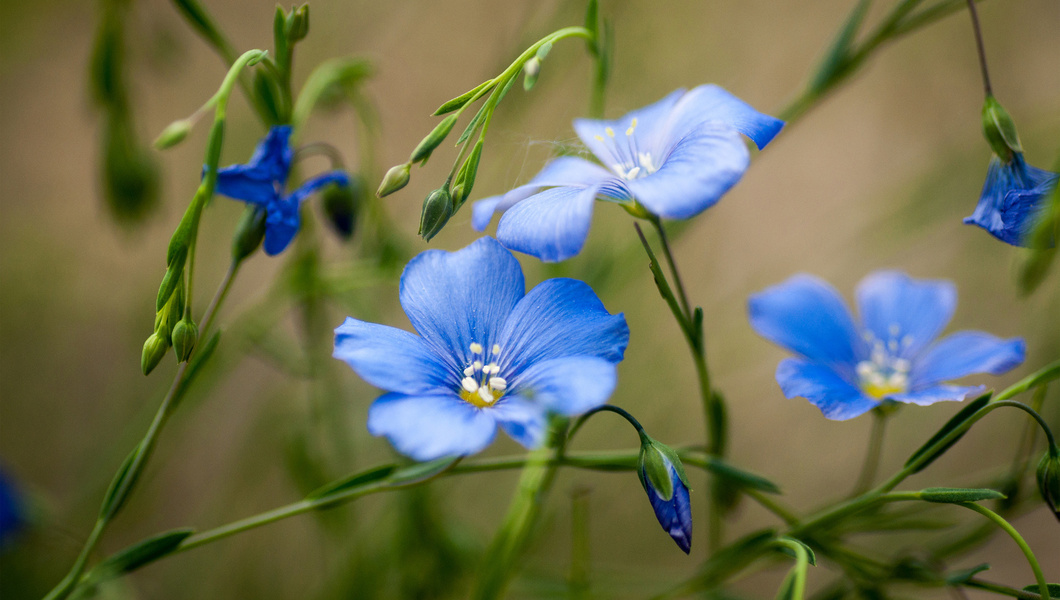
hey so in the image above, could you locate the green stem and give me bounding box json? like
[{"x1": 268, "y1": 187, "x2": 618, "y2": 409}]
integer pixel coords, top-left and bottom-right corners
[
  {"x1": 955, "y1": 502, "x2": 1049, "y2": 596},
  {"x1": 744, "y1": 488, "x2": 800, "y2": 526},
  {"x1": 198, "y1": 259, "x2": 241, "y2": 343},
  {"x1": 42, "y1": 519, "x2": 105, "y2": 600},
  {"x1": 966, "y1": 578, "x2": 1048, "y2": 599},
  {"x1": 774, "y1": 537, "x2": 811, "y2": 600},
  {"x1": 851, "y1": 409, "x2": 889, "y2": 496},
  {"x1": 964, "y1": 0, "x2": 993, "y2": 97}
]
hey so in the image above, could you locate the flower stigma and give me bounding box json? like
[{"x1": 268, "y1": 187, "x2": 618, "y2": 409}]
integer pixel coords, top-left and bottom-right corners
[
  {"x1": 460, "y1": 342, "x2": 507, "y2": 407},
  {"x1": 593, "y1": 118, "x2": 658, "y2": 181},
  {"x1": 856, "y1": 324, "x2": 913, "y2": 398}
]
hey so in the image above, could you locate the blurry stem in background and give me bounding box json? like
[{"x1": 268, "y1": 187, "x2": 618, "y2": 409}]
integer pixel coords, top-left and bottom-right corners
[
  {"x1": 964, "y1": 0, "x2": 993, "y2": 98},
  {"x1": 569, "y1": 487, "x2": 592, "y2": 599},
  {"x1": 633, "y1": 221, "x2": 724, "y2": 551},
  {"x1": 851, "y1": 408, "x2": 890, "y2": 496},
  {"x1": 954, "y1": 502, "x2": 1049, "y2": 596}
]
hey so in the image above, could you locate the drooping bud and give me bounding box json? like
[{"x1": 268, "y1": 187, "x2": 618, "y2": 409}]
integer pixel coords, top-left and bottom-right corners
[
  {"x1": 981, "y1": 96, "x2": 1022, "y2": 161},
  {"x1": 418, "y1": 188, "x2": 453, "y2": 242},
  {"x1": 284, "y1": 4, "x2": 309, "y2": 42},
  {"x1": 153, "y1": 119, "x2": 194, "y2": 150},
  {"x1": 1036, "y1": 445, "x2": 1060, "y2": 522},
  {"x1": 232, "y1": 205, "x2": 267, "y2": 261},
  {"x1": 321, "y1": 177, "x2": 363, "y2": 240},
  {"x1": 377, "y1": 163, "x2": 411, "y2": 197},
  {"x1": 171, "y1": 318, "x2": 198, "y2": 362},
  {"x1": 141, "y1": 332, "x2": 170, "y2": 375},
  {"x1": 410, "y1": 114, "x2": 459, "y2": 164},
  {"x1": 637, "y1": 435, "x2": 692, "y2": 553}
]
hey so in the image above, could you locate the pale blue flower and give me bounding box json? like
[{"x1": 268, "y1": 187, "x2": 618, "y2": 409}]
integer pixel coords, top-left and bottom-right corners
[
  {"x1": 212, "y1": 125, "x2": 350, "y2": 255},
  {"x1": 472, "y1": 85, "x2": 784, "y2": 262},
  {"x1": 333, "y1": 237, "x2": 629, "y2": 460},
  {"x1": 964, "y1": 154, "x2": 1058, "y2": 247},
  {"x1": 748, "y1": 271, "x2": 1025, "y2": 420}
]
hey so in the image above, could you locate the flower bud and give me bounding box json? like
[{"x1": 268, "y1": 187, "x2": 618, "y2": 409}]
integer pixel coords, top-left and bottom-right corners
[
  {"x1": 452, "y1": 140, "x2": 482, "y2": 209},
  {"x1": 419, "y1": 188, "x2": 453, "y2": 242},
  {"x1": 377, "y1": 163, "x2": 411, "y2": 197},
  {"x1": 981, "y1": 96, "x2": 1022, "y2": 161},
  {"x1": 322, "y1": 177, "x2": 363, "y2": 240},
  {"x1": 232, "y1": 205, "x2": 267, "y2": 261},
  {"x1": 141, "y1": 332, "x2": 170, "y2": 375},
  {"x1": 410, "y1": 115, "x2": 459, "y2": 165},
  {"x1": 522, "y1": 57, "x2": 541, "y2": 91},
  {"x1": 171, "y1": 318, "x2": 198, "y2": 362},
  {"x1": 638, "y1": 437, "x2": 692, "y2": 553},
  {"x1": 153, "y1": 119, "x2": 194, "y2": 150},
  {"x1": 1036, "y1": 445, "x2": 1060, "y2": 522},
  {"x1": 284, "y1": 4, "x2": 309, "y2": 42}
]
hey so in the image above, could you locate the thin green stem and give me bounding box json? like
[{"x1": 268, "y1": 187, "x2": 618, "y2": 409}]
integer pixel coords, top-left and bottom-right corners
[
  {"x1": 199, "y1": 259, "x2": 241, "y2": 343},
  {"x1": 774, "y1": 537, "x2": 811, "y2": 600},
  {"x1": 966, "y1": 578, "x2": 1047, "y2": 599},
  {"x1": 964, "y1": 0, "x2": 993, "y2": 97},
  {"x1": 651, "y1": 218, "x2": 692, "y2": 320},
  {"x1": 569, "y1": 404, "x2": 646, "y2": 443},
  {"x1": 852, "y1": 410, "x2": 889, "y2": 496},
  {"x1": 955, "y1": 502, "x2": 1049, "y2": 596},
  {"x1": 744, "y1": 488, "x2": 800, "y2": 526},
  {"x1": 42, "y1": 519, "x2": 105, "y2": 600}
]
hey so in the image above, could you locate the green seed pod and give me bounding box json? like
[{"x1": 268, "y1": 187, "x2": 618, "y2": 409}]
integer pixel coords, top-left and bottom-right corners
[
  {"x1": 171, "y1": 318, "x2": 198, "y2": 362},
  {"x1": 232, "y1": 205, "x2": 267, "y2": 261},
  {"x1": 419, "y1": 188, "x2": 453, "y2": 242},
  {"x1": 1036, "y1": 446, "x2": 1060, "y2": 522},
  {"x1": 141, "y1": 332, "x2": 170, "y2": 375},
  {"x1": 377, "y1": 163, "x2": 411, "y2": 197}
]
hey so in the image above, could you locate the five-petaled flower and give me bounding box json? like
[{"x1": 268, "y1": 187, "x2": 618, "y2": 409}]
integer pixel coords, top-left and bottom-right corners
[
  {"x1": 212, "y1": 125, "x2": 350, "y2": 255},
  {"x1": 748, "y1": 271, "x2": 1025, "y2": 420},
  {"x1": 333, "y1": 237, "x2": 630, "y2": 461},
  {"x1": 964, "y1": 153, "x2": 1058, "y2": 247},
  {"x1": 471, "y1": 85, "x2": 784, "y2": 262}
]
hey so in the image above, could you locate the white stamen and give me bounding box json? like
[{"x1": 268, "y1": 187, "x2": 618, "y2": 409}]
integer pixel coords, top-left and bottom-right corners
[
  {"x1": 492, "y1": 344, "x2": 501, "y2": 355},
  {"x1": 461, "y1": 377, "x2": 479, "y2": 393},
  {"x1": 486, "y1": 363, "x2": 499, "y2": 374},
  {"x1": 473, "y1": 360, "x2": 483, "y2": 370},
  {"x1": 477, "y1": 387, "x2": 495, "y2": 404},
  {"x1": 626, "y1": 117, "x2": 638, "y2": 136},
  {"x1": 463, "y1": 366, "x2": 475, "y2": 377},
  {"x1": 888, "y1": 323, "x2": 901, "y2": 337},
  {"x1": 605, "y1": 127, "x2": 615, "y2": 138},
  {"x1": 469, "y1": 342, "x2": 483, "y2": 354},
  {"x1": 489, "y1": 377, "x2": 507, "y2": 391},
  {"x1": 626, "y1": 166, "x2": 641, "y2": 179}
]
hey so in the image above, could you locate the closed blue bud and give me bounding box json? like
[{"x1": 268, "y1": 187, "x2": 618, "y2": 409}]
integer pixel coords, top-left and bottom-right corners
[{"x1": 638, "y1": 438, "x2": 692, "y2": 554}]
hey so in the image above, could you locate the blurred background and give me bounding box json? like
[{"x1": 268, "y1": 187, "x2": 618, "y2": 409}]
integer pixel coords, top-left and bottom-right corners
[{"x1": 1, "y1": 0, "x2": 1058, "y2": 598}]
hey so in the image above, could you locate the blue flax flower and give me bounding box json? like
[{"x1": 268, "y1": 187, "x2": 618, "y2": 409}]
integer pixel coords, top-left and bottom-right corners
[
  {"x1": 964, "y1": 154, "x2": 1058, "y2": 247},
  {"x1": 748, "y1": 271, "x2": 1025, "y2": 420},
  {"x1": 638, "y1": 442, "x2": 692, "y2": 553},
  {"x1": 213, "y1": 125, "x2": 350, "y2": 255},
  {"x1": 472, "y1": 85, "x2": 784, "y2": 262},
  {"x1": 333, "y1": 237, "x2": 629, "y2": 461}
]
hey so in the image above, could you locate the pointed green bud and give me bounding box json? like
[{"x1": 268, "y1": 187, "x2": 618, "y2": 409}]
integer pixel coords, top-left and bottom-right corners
[
  {"x1": 452, "y1": 140, "x2": 483, "y2": 209},
  {"x1": 232, "y1": 205, "x2": 267, "y2": 261},
  {"x1": 377, "y1": 163, "x2": 411, "y2": 197},
  {"x1": 1036, "y1": 445, "x2": 1060, "y2": 522},
  {"x1": 418, "y1": 188, "x2": 453, "y2": 242},
  {"x1": 171, "y1": 318, "x2": 198, "y2": 362},
  {"x1": 284, "y1": 4, "x2": 309, "y2": 42},
  {"x1": 153, "y1": 119, "x2": 194, "y2": 150},
  {"x1": 410, "y1": 114, "x2": 459, "y2": 164},
  {"x1": 981, "y1": 96, "x2": 1022, "y2": 160},
  {"x1": 141, "y1": 332, "x2": 170, "y2": 375},
  {"x1": 523, "y1": 57, "x2": 541, "y2": 91}
]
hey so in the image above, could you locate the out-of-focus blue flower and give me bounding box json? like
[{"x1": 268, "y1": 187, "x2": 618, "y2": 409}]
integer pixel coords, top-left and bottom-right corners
[
  {"x1": 472, "y1": 85, "x2": 784, "y2": 262},
  {"x1": 964, "y1": 154, "x2": 1058, "y2": 247},
  {"x1": 333, "y1": 237, "x2": 629, "y2": 461},
  {"x1": 212, "y1": 125, "x2": 350, "y2": 255},
  {"x1": 638, "y1": 439, "x2": 692, "y2": 553},
  {"x1": 0, "y1": 468, "x2": 24, "y2": 548},
  {"x1": 748, "y1": 271, "x2": 1025, "y2": 420}
]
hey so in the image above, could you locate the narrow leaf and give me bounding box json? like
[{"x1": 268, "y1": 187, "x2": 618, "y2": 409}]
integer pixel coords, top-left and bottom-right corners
[
  {"x1": 389, "y1": 456, "x2": 460, "y2": 485},
  {"x1": 919, "y1": 487, "x2": 1006, "y2": 503},
  {"x1": 705, "y1": 456, "x2": 781, "y2": 494},
  {"x1": 92, "y1": 528, "x2": 195, "y2": 580},
  {"x1": 1022, "y1": 584, "x2": 1060, "y2": 599},
  {"x1": 996, "y1": 360, "x2": 1060, "y2": 401},
  {"x1": 776, "y1": 538, "x2": 817, "y2": 566},
  {"x1": 100, "y1": 444, "x2": 142, "y2": 520},
  {"x1": 906, "y1": 392, "x2": 991, "y2": 472},
  {"x1": 307, "y1": 464, "x2": 396, "y2": 501},
  {"x1": 945, "y1": 563, "x2": 990, "y2": 585},
  {"x1": 433, "y1": 80, "x2": 491, "y2": 115}
]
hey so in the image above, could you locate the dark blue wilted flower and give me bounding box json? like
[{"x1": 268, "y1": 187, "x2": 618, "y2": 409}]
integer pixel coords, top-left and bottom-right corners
[
  {"x1": 748, "y1": 271, "x2": 1025, "y2": 420},
  {"x1": 472, "y1": 85, "x2": 784, "y2": 262},
  {"x1": 333, "y1": 237, "x2": 629, "y2": 461},
  {"x1": 964, "y1": 154, "x2": 1058, "y2": 247},
  {"x1": 638, "y1": 438, "x2": 692, "y2": 553},
  {"x1": 212, "y1": 125, "x2": 350, "y2": 255}
]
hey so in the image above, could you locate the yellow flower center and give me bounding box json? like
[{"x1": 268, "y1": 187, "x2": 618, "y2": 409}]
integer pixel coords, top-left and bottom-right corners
[
  {"x1": 857, "y1": 326, "x2": 913, "y2": 399},
  {"x1": 459, "y1": 342, "x2": 507, "y2": 408}
]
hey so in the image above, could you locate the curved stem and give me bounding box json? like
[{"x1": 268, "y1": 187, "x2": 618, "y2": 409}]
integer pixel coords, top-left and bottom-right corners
[
  {"x1": 964, "y1": 0, "x2": 993, "y2": 97},
  {"x1": 568, "y1": 404, "x2": 646, "y2": 444},
  {"x1": 774, "y1": 537, "x2": 811, "y2": 600},
  {"x1": 956, "y1": 502, "x2": 1049, "y2": 596}
]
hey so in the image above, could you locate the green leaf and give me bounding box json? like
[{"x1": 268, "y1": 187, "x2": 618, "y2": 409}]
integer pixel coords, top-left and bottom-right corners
[
  {"x1": 92, "y1": 528, "x2": 194, "y2": 580},
  {"x1": 996, "y1": 360, "x2": 1060, "y2": 401},
  {"x1": 945, "y1": 563, "x2": 990, "y2": 585},
  {"x1": 389, "y1": 456, "x2": 460, "y2": 485},
  {"x1": 905, "y1": 392, "x2": 991, "y2": 472},
  {"x1": 705, "y1": 456, "x2": 782, "y2": 494},
  {"x1": 433, "y1": 80, "x2": 491, "y2": 115},
  {"x1": 100, "y1": 444, "x2": 142, "y2": 520},
  {"x1": 918, "y1": 487, "x2": 1006, "y2": 503},
  {"x1": 776, "y1": 538, "x2": 817, "y2": 566},
  {"x1": 307, "y1": 464, "x2": 396, "y2": 501},
  {"x1": 455, "y1": 100, "x2": 489, "y2": 145},
  {"x1": 810, "y1": 0, "x2": 871, "y2": 92},
  {"x1": 1023, "y1": 584, "x2": 1060, "y2": 599},
  {"x1": 775, "y1": 570, "x2": 797, "y2": 600}
]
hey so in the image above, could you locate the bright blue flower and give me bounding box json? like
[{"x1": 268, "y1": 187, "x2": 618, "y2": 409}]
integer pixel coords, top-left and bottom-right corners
[
  {"x1": 212, "y1": 125, "x2": 351, "y2": 255},
  {"x1": 748, "y1": 271, "x2": 1025, "y2": 420},
  {"x1": 333, "y1": 237, "x2": 629, "y2": 461},
  {"x1": 638, "y1": 445, "x2": 692, "y2": 554},
  {"x1": 964, "y1": 154, "x2": 1059, "y2": 247},
  {"x1": 472, "y1": 85, "x2": 784, "y2": 262}
]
